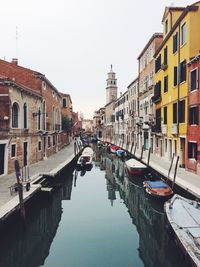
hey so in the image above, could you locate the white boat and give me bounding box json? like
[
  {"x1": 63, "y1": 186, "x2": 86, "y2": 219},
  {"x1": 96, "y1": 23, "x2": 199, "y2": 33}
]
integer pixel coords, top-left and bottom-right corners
[
  {"x1": 165, "y1": 194, "x2": 200, "y2": 267},
  {"x1": 125, "y1": 158, "x2": 147, "y2": 175},
  {"x1": 77, "y1": 147, "x2": 93, "y2": 168}
]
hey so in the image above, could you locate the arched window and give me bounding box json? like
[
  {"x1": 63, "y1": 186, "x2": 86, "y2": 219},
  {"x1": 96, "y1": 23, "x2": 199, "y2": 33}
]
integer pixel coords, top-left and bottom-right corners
[
  {"x1": 42, "y1": 101, "x2": 46, "y2": 130},
  {"x1": 52, "y1": 107, "x2": 55, "y2": 130},
  {"x1": 12, "y1": 102, "x2": 19, "y2": 128},
  {"x1": 23, "y1": 103, "x2": 27, "y2": 129}
]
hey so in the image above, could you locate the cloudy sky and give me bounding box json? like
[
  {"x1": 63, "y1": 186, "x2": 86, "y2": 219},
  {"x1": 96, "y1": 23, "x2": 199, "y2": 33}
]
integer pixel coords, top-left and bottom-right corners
[{"x1": 0, "y1": 0, "x2": 194, "y2": 118}]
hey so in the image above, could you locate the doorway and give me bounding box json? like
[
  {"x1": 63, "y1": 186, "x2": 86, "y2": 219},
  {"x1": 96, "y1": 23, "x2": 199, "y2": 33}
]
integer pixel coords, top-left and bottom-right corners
[
  {"x1": 180, "y1": 138, "x2": 186, "y2": 168},
  {"x1": 23, "y1": 142, "x2": 28, "y2": 166},
  {"x1": 0, "y1": 144, "x2": 5, "y2": 175}
]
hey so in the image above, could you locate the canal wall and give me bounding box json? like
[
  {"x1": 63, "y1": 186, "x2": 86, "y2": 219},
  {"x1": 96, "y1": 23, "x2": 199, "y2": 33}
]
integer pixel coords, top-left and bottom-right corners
[{"x1": 0, "y1": 141, "x2": 81, "y2": 223}]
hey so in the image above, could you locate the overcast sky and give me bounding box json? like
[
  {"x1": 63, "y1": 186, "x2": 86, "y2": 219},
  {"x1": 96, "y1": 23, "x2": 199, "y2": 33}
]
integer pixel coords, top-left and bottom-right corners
[{"x1": 0, "y1": 0, "x2": 194, "y2": 118}]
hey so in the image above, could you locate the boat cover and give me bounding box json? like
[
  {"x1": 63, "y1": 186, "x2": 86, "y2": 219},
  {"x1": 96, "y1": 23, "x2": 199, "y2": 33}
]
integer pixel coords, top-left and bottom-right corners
[{"x1": 146, "y1": 181, "x2": 169, "y2": 188}]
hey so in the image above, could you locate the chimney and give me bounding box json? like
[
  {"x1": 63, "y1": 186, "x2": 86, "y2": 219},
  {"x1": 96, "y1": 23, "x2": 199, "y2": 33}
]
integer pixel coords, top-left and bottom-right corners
[{"x1": 11, "y1": 58, "x2": 18, "y2": 65}]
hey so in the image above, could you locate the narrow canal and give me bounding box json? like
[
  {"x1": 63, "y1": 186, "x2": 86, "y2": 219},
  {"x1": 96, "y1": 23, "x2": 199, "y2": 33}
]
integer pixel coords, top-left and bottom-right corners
[{"x1": 0, "y1": 149, "x2": 189, "y2": 267}]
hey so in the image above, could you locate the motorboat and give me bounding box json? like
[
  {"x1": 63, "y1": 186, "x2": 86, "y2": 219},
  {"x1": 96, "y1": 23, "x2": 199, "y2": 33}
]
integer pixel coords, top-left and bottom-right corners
[
  {"x1": 76, "y1": 147, "x2": 93, "y2": 168},
  {"x1": 125, "y1": 158, "x2": 147, "y2": 175},
  {"x1": 110, "y1": 145, "x2": 120, "y2": 154},
  {"x1": 143, "y1": 180, "x2": 173, "y2": 199},
  {"x1": 165, "y1": 194, "x2": 200, "y2": 267},
  {"x1": 116, "y1": 149, "x2": 127, "y2": 157}
]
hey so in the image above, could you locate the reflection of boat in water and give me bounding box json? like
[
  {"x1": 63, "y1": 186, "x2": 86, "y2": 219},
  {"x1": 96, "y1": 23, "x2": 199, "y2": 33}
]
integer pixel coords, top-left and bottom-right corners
[
  {"x1": 125, "y1": 158, "x2": 147, "y2": 175},
  {"x1": 143, "y1": 180, "x2": 173, "y2": 200},
  {"x1": 165, "y1": 194, "x2": 200, "y2": 267}
]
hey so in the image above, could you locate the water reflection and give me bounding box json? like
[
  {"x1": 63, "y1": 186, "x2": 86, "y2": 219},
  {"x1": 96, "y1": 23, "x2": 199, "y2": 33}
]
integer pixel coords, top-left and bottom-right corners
[
  {"x1": 0, "y1": 151, "x2": 189, "y2": 267},
  {"x1": 0, "y1": 170, "x2": 74, "y2": 267},
  {"x1": 102, "y1": 153, "x2": 188, "y2": 267}
]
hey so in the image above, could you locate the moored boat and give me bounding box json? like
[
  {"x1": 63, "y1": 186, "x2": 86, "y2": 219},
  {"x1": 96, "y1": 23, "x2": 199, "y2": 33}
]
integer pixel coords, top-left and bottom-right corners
[
  {"x1": 125, "y1": 158, "x2": 147, "y2": 175},
  {"x1": 143, "y1": 180, "x2": 173, "y2": 199},
  {"x1": 116, "y1": 149, "x2": 127, "y2": 157},
  {"x1": 76, "y1": 147, "x2": 93, "y2": 168},
  {"x1": 110, "y1": 145, "x2": 120, "y2": 154},
  {"x1": 165, "y1": 194, "x2": 200, "y2": 267}
]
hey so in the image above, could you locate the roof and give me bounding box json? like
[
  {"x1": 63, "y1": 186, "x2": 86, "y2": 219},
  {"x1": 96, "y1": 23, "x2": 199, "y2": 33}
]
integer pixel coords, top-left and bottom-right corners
[
  {"x1": 162, "y1": 6, "x2": 185, "y2": 23},
  {"x1": 60, "y1": 93, "x2": 72, "y2": 103},
  {"x1": 154, "y1": 4, "x2": 199, "y2": 58},
  {"x1": 137, "y1": 33, "x2": 163, "y2": 60},
  {"x1": 127, "y1": 77, "x2": 138, "y2": 88}
]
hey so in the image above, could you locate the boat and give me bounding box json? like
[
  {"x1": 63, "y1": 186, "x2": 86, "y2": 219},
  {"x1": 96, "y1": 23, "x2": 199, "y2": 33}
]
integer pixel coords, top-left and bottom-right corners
[
  {"x1": 165, "y1": 194, "x2": 200, "y2": 267},
  {"x1": 143, "y1": 180, "x2": 173, "y2": 199},
  {"x1": 116, "y1": 149, "x2": 127, "y2": 157},
  {"x1": 125, "y1": 158, "x2": 147, "y2": 175},
  {"x1": 76, "y1": 147, "x2": 93, "y2": 168},
  {"x1": 110, "y1": 145, "x2": 120, "y2": 154}
]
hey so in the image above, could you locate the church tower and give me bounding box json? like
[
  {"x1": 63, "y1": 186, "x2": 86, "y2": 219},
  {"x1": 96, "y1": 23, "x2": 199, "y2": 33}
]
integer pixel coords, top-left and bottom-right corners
[{"x1": 106, "y1": 65, "x2": 117, "y2": 104}]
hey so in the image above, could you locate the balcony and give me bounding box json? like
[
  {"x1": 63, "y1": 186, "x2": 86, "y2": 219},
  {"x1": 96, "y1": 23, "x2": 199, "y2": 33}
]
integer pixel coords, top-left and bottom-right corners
[
  {"x1": 162, "y1": 124, "x2": 167, "y2": 134},
  {"x1": 152, "y1": 94, "x2": 161, "y2": 104},
  {"x1": 171, "y1": 124, "x2": 178, "y2": 134},
  {"x1": 143, "y1": 115, "x2": 154, "y2": 123}
]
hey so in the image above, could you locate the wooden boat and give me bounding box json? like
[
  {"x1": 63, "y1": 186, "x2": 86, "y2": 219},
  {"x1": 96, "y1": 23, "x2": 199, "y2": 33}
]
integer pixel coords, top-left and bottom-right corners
[
  {"x1": 110, "y1": 145, "x2": 120, "y2": 154},
  {"x1": 77, "y1": 147, "x2": 93, "y2": 168},
  {"x1": 165, "y1": 194, "x2": 200, "y2": 267},
  {"x1": 143, "y1": 180, "x2": 173, "y2": 199},
  {"x1": 125, "y1": 158, "x2": 147, "y2": 175},
  {"x1": 116, "y1": 149, "x2": 127, "y2": 157}
]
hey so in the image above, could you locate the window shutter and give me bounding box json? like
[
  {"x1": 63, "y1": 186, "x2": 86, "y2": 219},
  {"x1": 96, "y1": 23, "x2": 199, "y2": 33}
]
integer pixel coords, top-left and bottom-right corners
[{"x1": 197, "y1": 67, "x2": 199, "y2": 89}]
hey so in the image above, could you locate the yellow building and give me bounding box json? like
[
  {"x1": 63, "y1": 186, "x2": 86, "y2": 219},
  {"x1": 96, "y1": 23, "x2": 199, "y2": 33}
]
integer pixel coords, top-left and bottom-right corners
[{"x1": 153, "y1": 2, "x2": 200, "y2": 166}]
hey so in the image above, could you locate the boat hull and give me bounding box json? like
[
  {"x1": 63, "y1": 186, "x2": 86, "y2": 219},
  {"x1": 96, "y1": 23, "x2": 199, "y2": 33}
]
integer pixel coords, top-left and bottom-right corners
[{"x1": 143, "y1": 181, "x2": 173, "y2": 200}]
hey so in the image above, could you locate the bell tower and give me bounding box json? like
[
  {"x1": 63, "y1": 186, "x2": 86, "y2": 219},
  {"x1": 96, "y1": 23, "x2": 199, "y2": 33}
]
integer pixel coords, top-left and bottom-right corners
[{"x1": 106, "y1": 65, "x2": 117, "y2": 104}]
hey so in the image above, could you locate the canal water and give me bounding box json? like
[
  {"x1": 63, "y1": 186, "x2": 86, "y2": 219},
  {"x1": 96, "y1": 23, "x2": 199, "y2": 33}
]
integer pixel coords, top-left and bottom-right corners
[{"x1": 0, "y1": 149, "x2": 189, "y2": 267}]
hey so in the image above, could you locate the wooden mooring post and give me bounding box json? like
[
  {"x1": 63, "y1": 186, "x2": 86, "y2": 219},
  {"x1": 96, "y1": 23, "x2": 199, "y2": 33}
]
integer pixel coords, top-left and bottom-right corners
[
  {"x1": 167, "y1": 153, "x2": 175, "y2": 180},
  {"x1": 130, "y1": 142, "x2": 134, "y2": 154},
  {"x1": 133, "y1": 142, "x2": 137, "y2": 156},
  {"x1": 147, "y1": 147, "x2": 151, "y2": 166},
  {"x1": 15, "y1": 160, "x2": 26, "y2": 223},
  {"x1": 172, "y1": 156, "x2": 179, "y2": 189},
  {"x1": 140, "y1": 145, "x2": 144, "y2": 160}
]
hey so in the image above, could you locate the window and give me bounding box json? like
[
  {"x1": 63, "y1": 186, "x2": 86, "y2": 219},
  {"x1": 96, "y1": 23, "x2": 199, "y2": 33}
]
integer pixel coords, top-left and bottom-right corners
[
  {"x1": 11, "y1": 144, "x2": 16, "y2": 158},
  {"x1": 174, "y1": 140, "x2": 177, "y2": 156},
  {"x1": 180, "y1": 60, "x2": 186, "y2": 83},
  {"x1": 179, "y1": 100, "x2": 185, "y2": 123},
  {"x1": 190, "y1": 68, "x2": 199, "y2": 91},
  {"x1": 189, "y1": 106, "x2": 199, "y2": 125},
  {"x1": 164, "y1": 46, "x2": 168, "y2": 65},
  {"x1": 53, "y1": 135, "x2": 56, "y2": 146},
  {"x1": 155, "y1": 54, "x2": 161, "y2": 73},
  {"x1": 62, "y1": 98, "x2": 67, "y2": 107},
  {"x1": 23, "y1": 103, "x2": 27, "y2": 129},
  {"x1": 12, "y1": 102, "x2": 19, "y2": 128},
  {"x1": 173, "y1": 32, "x2": 178, "y2": 54},
  {"x1": 48, "y1": 136, "x2": 51, "y2": 148},
  {"x1": 174, "y1": 66, "x2": 178, "y2": 87},
  {"x1": 156, "y1": 108, "x2": 161, "y2": 132},
  {"x1": 38, "y1": 108, "x2": 41, "y2": 130},
  {"x1": 164, "y1": 75, "x2": 168, "y2": 93},
  {"x1": 165, "y1": 139, "x2": 167, "y2": 152},
  {"x1": 164, "y1": 106, "x2": 167, "y2": 124},
  {"x1": 38, "y1": 141, "x2": 41, "y2": 151},
  {"x1": 181, "y1": 23, "x2": 186, "y2": 45},
  {"x1": 173, "y1": 103, "x2": 177, "y2": 123},
  {"x1": 188, "y1": 142, "x2": 197, "y2": 160}
]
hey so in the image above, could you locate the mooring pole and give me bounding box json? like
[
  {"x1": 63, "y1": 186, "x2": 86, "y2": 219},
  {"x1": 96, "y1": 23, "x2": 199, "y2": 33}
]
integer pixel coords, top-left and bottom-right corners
[
  {"x1": 15, "y1": 160, "x2": 26, "y2": 223},
  {"x1": 74, "y1": 141, "x2": 77, "y2": 156},
  {"x1": 130, "y1": 142, "x2": 134, "y2": 154},
  {"x1": 172, "y1": 156, "x2": 179, "y2": 189},
  {"x1": 167, "y1": 153, "x2": 175, "y2": 181},
  {"x1": 133, "y1": 141, "x2": 137, "y2": 156},
  {"x1": 147, "y1": 147, "x2": 151, "y2": 166},
  {"x1": 140, "y1": 145, "x2": 144, "y2": 160}
]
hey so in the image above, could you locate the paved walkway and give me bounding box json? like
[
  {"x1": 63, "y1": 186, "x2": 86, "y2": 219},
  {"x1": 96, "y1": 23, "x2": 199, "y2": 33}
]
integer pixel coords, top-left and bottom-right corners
[{"x1": 0, "y1": 142, "x2": 76, "y2": 208}]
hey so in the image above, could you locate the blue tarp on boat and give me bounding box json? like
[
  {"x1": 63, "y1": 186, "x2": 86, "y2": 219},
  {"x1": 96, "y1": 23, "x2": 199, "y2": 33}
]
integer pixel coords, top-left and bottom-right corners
[{"x1": 146, "y1": 181, "x2": 169, "y2": 188}]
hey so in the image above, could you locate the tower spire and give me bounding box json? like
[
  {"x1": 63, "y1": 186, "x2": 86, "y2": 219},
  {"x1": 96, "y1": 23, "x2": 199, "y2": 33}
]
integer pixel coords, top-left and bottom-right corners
[{"x1": 110, "y1": 64, "x2": 112, "y2": 72}]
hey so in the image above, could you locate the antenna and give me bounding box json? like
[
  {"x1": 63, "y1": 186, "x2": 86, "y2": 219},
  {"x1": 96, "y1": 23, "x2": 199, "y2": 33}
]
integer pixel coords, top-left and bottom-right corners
[{"x1": 16, "y1": 26, "x2": 18, "y2": 59}]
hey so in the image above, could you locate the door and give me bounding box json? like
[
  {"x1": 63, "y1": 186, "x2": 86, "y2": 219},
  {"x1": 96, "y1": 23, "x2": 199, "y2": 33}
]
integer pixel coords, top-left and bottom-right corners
[
  {"x1": 180, "y1": 138, "x2": 186, "y2": 167},
  {"x1": 169, "y1": 140, "x2": 172, "y2": 160},
  {"x1": 0, "y1": 144, "x2": 5, "y2": 175},
  {"x1": 23, "y1": 142, "x2": 28, "y2": 166}
]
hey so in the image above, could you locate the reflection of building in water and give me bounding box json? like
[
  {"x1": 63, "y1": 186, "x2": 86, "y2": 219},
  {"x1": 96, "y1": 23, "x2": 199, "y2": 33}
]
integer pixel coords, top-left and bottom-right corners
[
  {"x1": 0, "y1": 174, "x2": 74, "y2": 267},
  {"x1": 93, "y1": 150, "x2": 102, "y2": 167},
  {"x1": 118, "y1": 171, "x2": 187, "y2": 267},
  {"x1": 104, "y1": 156, "x2": 118, "y2": 206},
  {"x1": 62, "y1": 172, "x2": 73, "y2": 200}
]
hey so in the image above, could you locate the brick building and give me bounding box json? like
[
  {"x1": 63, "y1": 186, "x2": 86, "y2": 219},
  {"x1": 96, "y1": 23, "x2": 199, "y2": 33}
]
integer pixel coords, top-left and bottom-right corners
[
  {"x1": 0, "y1": 59, "x2": 65, "y2": 175},
  {"x1": 186, "y1": 54, "x2": 200, "y2": 174}
]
